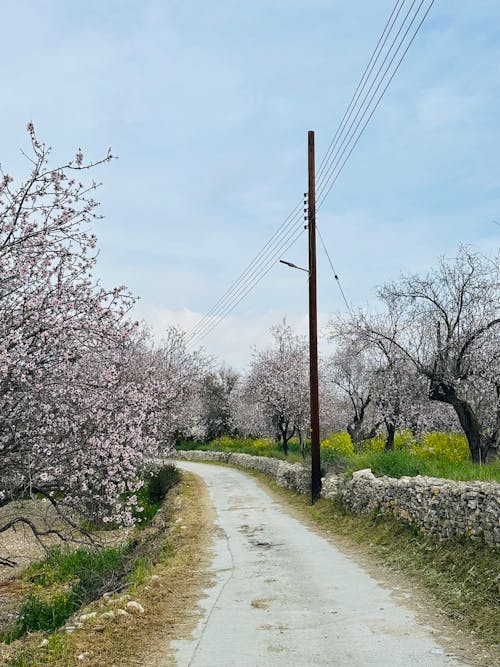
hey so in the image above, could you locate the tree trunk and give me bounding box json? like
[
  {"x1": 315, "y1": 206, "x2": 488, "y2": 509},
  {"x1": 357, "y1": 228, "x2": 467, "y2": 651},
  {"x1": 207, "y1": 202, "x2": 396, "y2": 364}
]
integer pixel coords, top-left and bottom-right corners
[
  {"x1": 347, "y1": 421, "x2": 380, "y2": 450},
  {"x1": 282, "y1": 434, "x2": 289, "y2": 457},
  {"x1": 384, "y1": 420, "x2": 395, "y2": 451},
  {"x1": 279, "y1": 420, "x2": 294, "y2": 458},
  {"x1": 429, "y1": 380, "x2": 485, "y2": 463},
  {"x1": 297, "y1": 426, "x2": 306, "y2": 460}
]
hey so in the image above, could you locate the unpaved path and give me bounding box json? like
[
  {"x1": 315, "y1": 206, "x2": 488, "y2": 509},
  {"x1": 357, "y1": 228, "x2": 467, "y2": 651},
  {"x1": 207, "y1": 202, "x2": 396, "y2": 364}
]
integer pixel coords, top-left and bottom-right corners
[{"x1": 172, "y1": 461, "x2": 473, "y2": 667}]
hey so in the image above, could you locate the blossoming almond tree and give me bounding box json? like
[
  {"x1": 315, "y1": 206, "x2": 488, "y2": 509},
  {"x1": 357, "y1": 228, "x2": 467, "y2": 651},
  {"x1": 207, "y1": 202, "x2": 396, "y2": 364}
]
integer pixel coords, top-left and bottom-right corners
[
  {"x1": 125, "y1": 326, "x2": 208, "y2": 446},
  {"x1": 244, "y1": 323, "x2": 309, "y2": 456},
  {"x1": 325, "y1": 340, "x2": 382, "y2": 448},
  {"x1": 328, "y1": 318, "x2": 460, "y2": 450},
  {"x1": 0, "y1": 127, "x2": 199, "y2": 558}
]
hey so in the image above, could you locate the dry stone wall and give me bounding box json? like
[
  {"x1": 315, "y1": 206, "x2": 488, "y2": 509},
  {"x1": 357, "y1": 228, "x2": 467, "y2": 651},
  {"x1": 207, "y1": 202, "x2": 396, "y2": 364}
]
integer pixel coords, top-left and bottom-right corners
[
  {"x1": 332, "y1": 468, "x2": 500, "y2": 547},
  {"x1": 175, "y1": 450, "x2": 311, "y2": 494},
  {"x1": 174, "y1": 450, "x2": 500, "y2": 547}
]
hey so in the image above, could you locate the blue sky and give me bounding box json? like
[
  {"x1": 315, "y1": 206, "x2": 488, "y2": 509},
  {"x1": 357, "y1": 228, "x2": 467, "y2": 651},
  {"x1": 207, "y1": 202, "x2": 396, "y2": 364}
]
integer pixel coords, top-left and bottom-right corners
[{"x1": 1, "y1": 0, "x2": 499, "y2": 369}]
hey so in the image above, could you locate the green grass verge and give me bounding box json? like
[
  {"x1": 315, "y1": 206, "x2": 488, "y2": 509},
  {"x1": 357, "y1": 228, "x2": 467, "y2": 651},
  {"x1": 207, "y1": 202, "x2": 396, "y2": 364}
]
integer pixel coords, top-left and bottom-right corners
[
  {"x1": 0, "y1": 465, "x2": 181, "y2": 644},
  {"x1": 327, "y1": 449, "x2": 500, "y2": 481},
  {"x1": 1, "y1": 544, "x2": 131, "y2": 642},
  {"x1": 177, "y1": 438, "x2": 306, "y2": 463}
]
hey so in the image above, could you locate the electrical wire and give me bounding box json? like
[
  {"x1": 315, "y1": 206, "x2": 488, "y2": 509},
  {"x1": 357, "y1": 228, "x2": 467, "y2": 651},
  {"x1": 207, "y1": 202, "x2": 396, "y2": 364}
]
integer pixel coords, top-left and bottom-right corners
[
  {"x1": 186, "y1": 200, "x2": 304, "y2": 342},
  {"x1": 187, "y1": 214, "x2": 304, "y2": 347},
  {"x1": 317, "y1": 0, "x2": 435, "y2": 206},
  {"x1": 185, "y1": 0, "x2": 436, "y2": 348},
  {"x1": 187, "y1": 224, "x2": 307, "y2": 348},
  {"x1": 316, "y1": 0, "x2": 407, "y2": 182},
  {"x1": 317, "y1": 224, "x2": 352, "y2": 315}
]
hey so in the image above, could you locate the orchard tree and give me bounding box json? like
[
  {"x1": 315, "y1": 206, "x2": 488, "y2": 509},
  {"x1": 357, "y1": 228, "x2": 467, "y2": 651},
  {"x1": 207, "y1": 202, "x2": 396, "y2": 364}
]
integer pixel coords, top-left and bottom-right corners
[
  {"x1": 355, "y1": 246, "x2": 500, "y2": 462},
  {"x1": 327, "y1": 321, "x2": 457, "y2": 450},
  {"x1": 232, "y1": 379, "x2": 268, "y2": 439},
  {"x1": 0, "y1": 126, "x2": 187, "y2": 557},
  {"x1": 326, "y1": 340, "x2": 381, "y2": 448},
  {"x1": 124, "y1": 327, "x2": 208, "y2": 446},
  {"x1": 245, "y1": 323, "x2": 309, "y2": 456},
  {"x1": 367, "y1": 335, "x2": 441, "y2": 450},
  {"x1": 200, "y1": 365, "x2": 239, "y2": 441}
]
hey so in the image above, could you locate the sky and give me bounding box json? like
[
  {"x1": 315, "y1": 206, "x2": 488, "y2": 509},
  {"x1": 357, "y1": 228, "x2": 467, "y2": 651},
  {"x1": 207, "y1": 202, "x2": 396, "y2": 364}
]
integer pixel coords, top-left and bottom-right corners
[{"x1": 1, "y1": 0, "x2": 499, "y2": 370}]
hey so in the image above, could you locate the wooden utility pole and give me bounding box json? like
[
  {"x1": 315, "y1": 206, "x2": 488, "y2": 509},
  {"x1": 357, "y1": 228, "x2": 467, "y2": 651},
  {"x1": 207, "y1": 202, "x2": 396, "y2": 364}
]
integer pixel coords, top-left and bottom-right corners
[{"x1": 308, "y1": 130, "x2": 321, "y2": 503}]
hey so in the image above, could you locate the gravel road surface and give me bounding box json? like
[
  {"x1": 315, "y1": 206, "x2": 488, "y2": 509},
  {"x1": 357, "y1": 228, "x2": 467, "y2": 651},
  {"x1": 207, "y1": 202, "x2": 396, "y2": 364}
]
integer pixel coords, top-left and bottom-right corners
[{"x1": 171, "y1": 461, "x2": 472, "y2": 667}]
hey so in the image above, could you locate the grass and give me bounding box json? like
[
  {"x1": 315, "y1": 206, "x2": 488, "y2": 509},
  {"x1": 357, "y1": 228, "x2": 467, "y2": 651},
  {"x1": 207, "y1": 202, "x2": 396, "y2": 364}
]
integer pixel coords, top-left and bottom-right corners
[
  {"x1": 1, "y1": 545, "x2": 132, "y2": 643},
  {"x1": 333, "y1": 449, "x2": 500, "y2": 481},
  {"x1": 8, "y1": 634, "x2": 72, "y2": 667},
  {"x1": 133, "y1": 464, "x2": 181, "y2": 525},
  {"x1": 2, "y1": 472, "x2": 213, "y2": 667},
  {"x1": 177, "y1": 437, "x2": 306, "y2": 463},
  {"x1": 25, "y1": 545, "x2": 129, "y2": 588},
  {"x1": 0, "y1": 465, "x2": 181, "y2": 647}
]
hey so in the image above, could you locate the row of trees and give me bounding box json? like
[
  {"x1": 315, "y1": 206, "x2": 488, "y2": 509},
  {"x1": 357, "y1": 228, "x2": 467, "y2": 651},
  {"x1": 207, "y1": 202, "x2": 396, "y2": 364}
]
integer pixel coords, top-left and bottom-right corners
[
  {"x1": 0, "y1": 128, "x2": 206, "y2": 555},
  {"x1": 196, "y1": 247, "x2": 499, "y2": 464}
]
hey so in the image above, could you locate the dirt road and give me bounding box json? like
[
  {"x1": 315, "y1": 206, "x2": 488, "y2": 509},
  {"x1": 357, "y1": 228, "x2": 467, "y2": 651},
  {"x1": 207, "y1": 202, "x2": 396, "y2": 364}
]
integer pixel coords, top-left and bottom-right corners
[{"x1": 171, "y1": 461, "x2": 472, "y2": 667}]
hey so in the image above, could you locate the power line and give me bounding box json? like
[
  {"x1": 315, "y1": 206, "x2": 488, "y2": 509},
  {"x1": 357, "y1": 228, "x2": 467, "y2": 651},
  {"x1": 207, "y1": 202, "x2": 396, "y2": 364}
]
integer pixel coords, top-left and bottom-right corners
[
  {"x1": 316, "y1": 0, "x2": 435, "y2": 207},
  {"x1": 187, "y1": 224, "x2": 306, "y2": 349},
  {"x1": 318, "y1": 0, "x2": 434, "y2": 200},
  {"x1": 317, "y1": 224, "x2": 352, "y2": 315},
  {"x1": 186, "y1": 0, "x2": 436, "y2": 347},
  {"x1": 316, "y1": 0, "x2": 407, "y2": 182},
  {"x1": 187, "y1": 216, "x2": 304, "y2": 347},
  {"x1": 186, "y1": 200, "x2": 303, "y2": 343}
]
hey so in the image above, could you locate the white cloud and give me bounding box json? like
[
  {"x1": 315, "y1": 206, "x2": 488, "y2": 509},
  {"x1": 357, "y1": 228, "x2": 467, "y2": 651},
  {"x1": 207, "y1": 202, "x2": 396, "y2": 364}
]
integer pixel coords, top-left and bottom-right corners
[{"x1": 135, "y1": 305, "x2": 333, "y2": 371}]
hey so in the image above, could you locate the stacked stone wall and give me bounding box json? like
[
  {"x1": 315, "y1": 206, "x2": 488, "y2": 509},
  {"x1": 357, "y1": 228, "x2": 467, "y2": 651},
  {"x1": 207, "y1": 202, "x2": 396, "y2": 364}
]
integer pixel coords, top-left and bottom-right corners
[
  {"x1": 174, "y1": 450, "x2": 500, "y2": 547},
  {"x1": 332, "y1": 468, "x2": 500, "y2": 547}
]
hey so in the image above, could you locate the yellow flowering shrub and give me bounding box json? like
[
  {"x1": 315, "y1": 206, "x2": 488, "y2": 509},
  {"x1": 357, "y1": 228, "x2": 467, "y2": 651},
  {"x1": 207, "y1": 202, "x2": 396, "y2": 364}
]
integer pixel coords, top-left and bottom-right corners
[
  {"x1": 250, "y1": 438, "x2": 274, "y2": 451},
  {"x1": 362, "y1": 436, "x2": 385, "y2": 453},
  {"x1": 412, "y1": 432, "x2": 470, "y2": 463},
  {"x1": 321, "y1": 432, "x2": 354, "y2": 456},
  {"x1": 394, "y1": 430, "x2": 416, "y2": 450}
]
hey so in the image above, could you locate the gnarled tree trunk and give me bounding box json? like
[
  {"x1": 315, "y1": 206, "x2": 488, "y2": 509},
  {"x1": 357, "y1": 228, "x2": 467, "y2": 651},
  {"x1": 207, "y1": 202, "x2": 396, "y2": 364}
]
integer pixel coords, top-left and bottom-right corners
[
  {"x1": 429, "y1": 380, "x2": 485, "y2": 463},
  {"x1": 384, "y1": 420, "x2": 396, "y2": 451}
]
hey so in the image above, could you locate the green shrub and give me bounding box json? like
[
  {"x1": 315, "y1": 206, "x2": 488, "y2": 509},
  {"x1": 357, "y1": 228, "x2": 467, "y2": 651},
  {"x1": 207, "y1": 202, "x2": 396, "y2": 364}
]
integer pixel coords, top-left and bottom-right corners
[
  {"x1": 413, "y1": 432, "x2": 470, "y2": 463},
  {"x1": 134, "y1": 464, "x2": 180, "y2": 525},
  {"x1": 4, "y1": 594, "x2": 79, "y2": 640},
  {"x1": 146, "y1": 465, "x2": 180, "y2": 503}
]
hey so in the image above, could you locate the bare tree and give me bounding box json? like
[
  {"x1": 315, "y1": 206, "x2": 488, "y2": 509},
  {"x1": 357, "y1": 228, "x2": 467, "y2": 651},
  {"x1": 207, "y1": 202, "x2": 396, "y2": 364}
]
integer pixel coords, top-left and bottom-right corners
[
  {"x1": 326, "y1": 341, "x2": 381, "y2": 448},
  {"x1": 355, "y1": 246, "x2": 500, "y2": 462}
]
